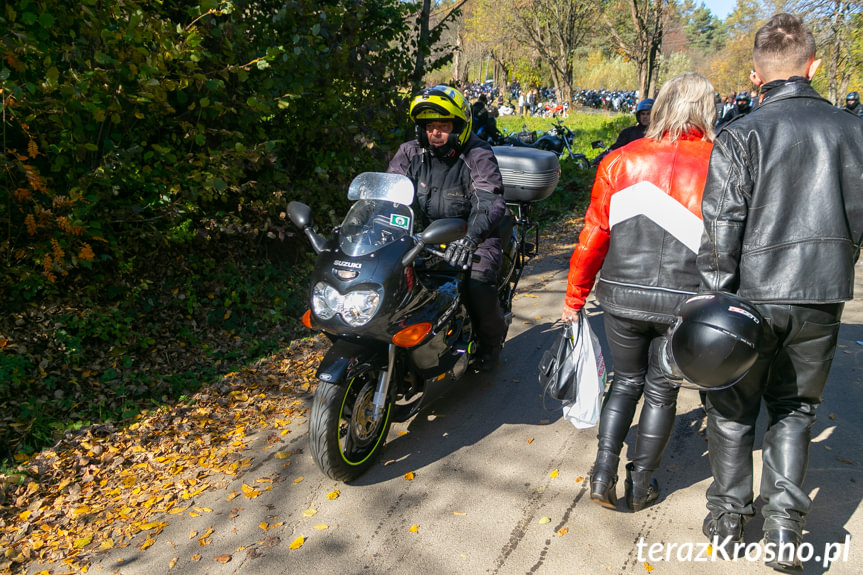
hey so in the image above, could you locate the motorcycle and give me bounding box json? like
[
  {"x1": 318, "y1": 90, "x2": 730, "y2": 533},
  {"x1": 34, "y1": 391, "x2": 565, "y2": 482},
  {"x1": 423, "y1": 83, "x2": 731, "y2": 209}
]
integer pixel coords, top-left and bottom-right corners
[
  {"x1": 287, "y1": 168, "x2": 549, "y2": 482},
  {"x1": 498, "y1": 119, "x2": 589, "y2": 169}
]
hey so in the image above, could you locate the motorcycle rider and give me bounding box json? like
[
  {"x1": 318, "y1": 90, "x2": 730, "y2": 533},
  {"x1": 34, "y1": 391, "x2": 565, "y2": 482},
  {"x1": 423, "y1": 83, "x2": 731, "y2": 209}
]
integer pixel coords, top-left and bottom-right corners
[
  {"x1": 717, "y1": 91, "x2": 752, "y2": 126},
  {"x1": 388, "y1": 85, "x2": 508, "y2": 371},
  {"x1": 845, "y1": 91, "x2": 863, "y2": 116},
  {"x1": 609, "y1": 98, "x2": 654, "y2": 150},
  {"x1": 561, "y1": 73, "x2": 717, "y2": 512}
]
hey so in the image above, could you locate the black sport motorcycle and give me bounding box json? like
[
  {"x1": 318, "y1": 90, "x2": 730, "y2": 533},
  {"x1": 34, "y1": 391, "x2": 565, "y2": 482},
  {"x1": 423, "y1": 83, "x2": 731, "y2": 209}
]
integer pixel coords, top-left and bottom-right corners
[
  {"x1": 288, "y1": 165, "x2": 552, "y2": 482},
  {"x1": 496, "y1": 119, "x2": 589, "y2": 168}
]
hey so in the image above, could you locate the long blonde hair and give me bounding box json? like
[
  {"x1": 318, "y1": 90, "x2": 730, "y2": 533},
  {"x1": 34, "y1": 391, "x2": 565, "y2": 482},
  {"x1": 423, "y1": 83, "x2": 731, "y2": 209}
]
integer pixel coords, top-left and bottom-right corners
[{"x1": 645, "y1": 73, "x2": 717, "y2": 143}]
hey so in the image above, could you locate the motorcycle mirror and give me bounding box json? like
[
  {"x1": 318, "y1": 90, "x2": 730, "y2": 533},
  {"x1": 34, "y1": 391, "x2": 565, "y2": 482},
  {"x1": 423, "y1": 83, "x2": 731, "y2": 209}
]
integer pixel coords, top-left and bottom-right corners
[
  {"x1": 287, "y1": 201, "x2": 313, "y2": 229},
  {"x1": 420, "y1": 218, "x2": 467, "y2": 246},
  {"x1": 591, "y1": 140, "x2": 605, "y2": 149}
]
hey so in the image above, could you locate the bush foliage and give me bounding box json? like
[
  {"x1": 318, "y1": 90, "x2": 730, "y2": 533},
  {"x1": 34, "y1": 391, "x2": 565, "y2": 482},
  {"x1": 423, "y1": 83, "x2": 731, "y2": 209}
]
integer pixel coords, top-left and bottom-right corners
[{"x1": 0, "y1": 0, "x2": 418, "y2": 458}]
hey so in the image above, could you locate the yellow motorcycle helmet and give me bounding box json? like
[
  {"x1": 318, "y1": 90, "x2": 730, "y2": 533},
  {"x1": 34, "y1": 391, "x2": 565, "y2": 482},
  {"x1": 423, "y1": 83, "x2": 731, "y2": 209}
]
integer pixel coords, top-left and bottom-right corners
[{"x1": 409, "y1": 85, "x2": 472, "y2": 151}]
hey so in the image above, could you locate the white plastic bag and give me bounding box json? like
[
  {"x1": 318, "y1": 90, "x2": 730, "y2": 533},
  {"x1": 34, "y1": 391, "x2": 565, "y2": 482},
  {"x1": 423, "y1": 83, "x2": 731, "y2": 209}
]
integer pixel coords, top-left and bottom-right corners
[{"x1": 561, "y1": 310, "x2": 607, "y2": 429}]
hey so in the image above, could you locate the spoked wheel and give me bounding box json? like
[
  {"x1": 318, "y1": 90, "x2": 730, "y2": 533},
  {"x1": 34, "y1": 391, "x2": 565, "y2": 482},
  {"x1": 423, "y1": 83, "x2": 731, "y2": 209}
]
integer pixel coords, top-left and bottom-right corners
[{"x1": 309, "y1": 365, "x2": 392, "y2": 482}]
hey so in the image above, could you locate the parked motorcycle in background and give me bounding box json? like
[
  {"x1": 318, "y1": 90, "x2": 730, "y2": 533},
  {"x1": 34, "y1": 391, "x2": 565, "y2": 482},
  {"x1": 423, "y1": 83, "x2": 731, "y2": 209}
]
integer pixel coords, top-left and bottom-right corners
[
  {"x1": 496, "y1": 119, "x2": 589, "y2": 169},
  {"x1": 288, "y1": 150, "x2": 558, "y2": 482}
]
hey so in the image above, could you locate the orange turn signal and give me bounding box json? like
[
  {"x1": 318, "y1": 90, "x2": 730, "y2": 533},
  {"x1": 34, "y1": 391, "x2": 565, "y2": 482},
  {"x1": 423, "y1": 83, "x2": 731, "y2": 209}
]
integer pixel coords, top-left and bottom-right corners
[
  {"x1": 301, "y1": 309, "x2": 313, "y2": 329},
  {"x1": 392, "y1": 322, "x2": 432, "y2": 347}
]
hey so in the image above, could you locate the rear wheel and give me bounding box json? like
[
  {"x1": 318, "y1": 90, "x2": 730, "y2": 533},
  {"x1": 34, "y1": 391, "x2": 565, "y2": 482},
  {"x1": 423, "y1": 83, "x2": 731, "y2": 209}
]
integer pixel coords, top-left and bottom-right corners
[{"x1": 309, "y1": 365, "x2": 392, "y2": 482}]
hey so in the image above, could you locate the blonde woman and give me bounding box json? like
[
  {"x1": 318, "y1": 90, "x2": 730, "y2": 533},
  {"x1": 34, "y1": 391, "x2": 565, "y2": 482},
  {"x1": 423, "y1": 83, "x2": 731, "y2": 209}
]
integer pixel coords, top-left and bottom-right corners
[{"x1": 560, "y1": 73, "x2": 717, "y2": 512}]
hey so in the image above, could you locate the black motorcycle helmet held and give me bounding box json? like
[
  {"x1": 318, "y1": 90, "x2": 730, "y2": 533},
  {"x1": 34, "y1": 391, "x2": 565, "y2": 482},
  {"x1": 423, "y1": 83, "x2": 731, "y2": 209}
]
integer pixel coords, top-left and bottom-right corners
[{"x1": 659, "y1": 291, "x2": 763, "y2": 391}]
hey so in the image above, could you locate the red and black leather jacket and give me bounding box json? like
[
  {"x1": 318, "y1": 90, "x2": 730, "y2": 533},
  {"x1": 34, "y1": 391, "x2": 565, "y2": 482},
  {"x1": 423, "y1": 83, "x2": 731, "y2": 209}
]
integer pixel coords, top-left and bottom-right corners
[{"x1": 565, "y1": 129, "x2": 713, "y2": 324}]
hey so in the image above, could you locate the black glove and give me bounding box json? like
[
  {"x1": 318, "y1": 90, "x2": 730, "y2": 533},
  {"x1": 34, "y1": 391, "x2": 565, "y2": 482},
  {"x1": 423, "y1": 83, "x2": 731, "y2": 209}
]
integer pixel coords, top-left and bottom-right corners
[{"x1": 444, "y1": 236, "x2": 479, "y2": 269}]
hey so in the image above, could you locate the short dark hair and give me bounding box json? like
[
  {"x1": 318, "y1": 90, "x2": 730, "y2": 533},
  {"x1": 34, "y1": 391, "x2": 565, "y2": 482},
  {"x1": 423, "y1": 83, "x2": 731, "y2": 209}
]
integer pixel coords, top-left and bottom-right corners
[{"x1": 754, "y1": 13, "x2": 815, "y2": 76}]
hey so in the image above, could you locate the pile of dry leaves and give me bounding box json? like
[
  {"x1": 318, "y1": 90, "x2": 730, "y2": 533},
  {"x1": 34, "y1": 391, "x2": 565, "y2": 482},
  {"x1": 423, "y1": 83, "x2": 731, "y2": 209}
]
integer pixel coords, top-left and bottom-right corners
[{"x1": 0, "y1": 336, "x2": 327, "y2": 575}]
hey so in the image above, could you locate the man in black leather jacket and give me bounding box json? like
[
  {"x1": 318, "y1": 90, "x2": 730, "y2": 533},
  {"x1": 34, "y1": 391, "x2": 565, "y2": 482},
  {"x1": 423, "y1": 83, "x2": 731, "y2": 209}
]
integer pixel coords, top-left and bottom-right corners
[{"x1": 696, "y1": 14, "x2": 863, "y2": 572}]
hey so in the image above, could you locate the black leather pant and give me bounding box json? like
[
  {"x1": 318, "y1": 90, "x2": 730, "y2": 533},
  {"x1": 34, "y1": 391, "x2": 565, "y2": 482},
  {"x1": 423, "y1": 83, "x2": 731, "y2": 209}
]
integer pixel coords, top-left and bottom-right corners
[
  {"x1": 595, "y1": 313, "x2": 680, "y2": 473},
  {"x1": 703, "y1": 302, "x2": 843, "y2": 534},
  {"x1": 467, "y1": 237, "x2": 506, "y2": 349}
]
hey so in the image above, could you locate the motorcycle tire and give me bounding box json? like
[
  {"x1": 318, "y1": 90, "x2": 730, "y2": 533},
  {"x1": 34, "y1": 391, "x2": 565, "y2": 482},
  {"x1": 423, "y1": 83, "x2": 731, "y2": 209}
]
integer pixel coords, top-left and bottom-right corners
[
  {"x1": 309, "y1": 365, "x2": 392, "y2": 482},
  {"x1": 565, "y1": 153, "x2": 590, "y2": 170}
]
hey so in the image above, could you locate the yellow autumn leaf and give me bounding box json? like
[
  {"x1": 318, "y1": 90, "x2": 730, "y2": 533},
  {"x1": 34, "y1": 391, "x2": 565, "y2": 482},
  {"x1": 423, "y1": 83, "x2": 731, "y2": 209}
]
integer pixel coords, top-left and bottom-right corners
[
  {"x1": 557, "y1": 527, "x2": 569, "y2": 536},
  {"x1": 169, "y1": 557, "x2": 178, "y2": 569},
  {"x1": 214, "y1": 554, "x2": 232, "y2": 563},
  {"x1": 189, "y1": 530, "x2": 198, "y2": 539},
  {"x1": 226, "y1": 492, "x2": 239, "y2": 501},
  {"x1": 289, "y1": 536, "x2": 305, "y2": 550},
  {"x1": 453, "y1": 511, "x2": 466, "y2": 516},
  {"x1": 575, "y1": 476, "x2": 584, "y2": 483},
  {"x1": 241, "y1": 483, "x2": 260, "y2": 499},
  {"x1": 538, "y1": 517, "x2": 551, "y2": 524},
  {"x1": 141, "y1": 537, "x2": 156, "y2": 551},
  {"x1": 189, "y1": 511, "x2": 201, "y2": 517},
  {"x1": 191, "y1": 554, "x2": 201, "y2": 561},
  {"x1": 409, "y1": 525, "x2": 419, "y2": 533},
  {"x1": 313, "y1": 524, "x2": 329, "y2": 530},
  {"x1": 259, "y1": 522, "x2": 269, "y2": 531},
  {"x1": 523, "y1": 293, "x2": 539, "y2": 298},
  {"x1": 99, "y1": 539, "x2": 114, "y2": 550},
  {"x1": 404, "y1": 472, "x2": 415, "y2": 480},
  {"x1": 644, "y1": 562, "x2": 654, "y2": 572},
  {"x1": 550, "y1": 469, "x2": 559, "y2": 478},
  {"x1": 527, "y1": 438, "x2": 534, "y2": 444},
  {"x1": 72, "y1": 506, "x2": 91, "y2": 516},
  {"x1": 293, "y1": 476, "x2": 304, "y2": 484},
  {"x1": 327, "y1": 490, "x2": 340, "y2": 500},
  {"x1": 274, "y1": 451, "x2": 292, "y2": 459},
  {"x1": 73, "y1": 534, "x2": 93, "y2": 549},
  {"x1": 141, "y1": 521, "x2": 168, "y2": 531},
  {"x1": 270, "y1": 521, "x2": 284, "y2": 529},
  {"x1": 302, "y1": 509, "x2": 318, "y2": 517},
  {"x1": 18, "y1": 510, "x2": 31, "y2": 521}
]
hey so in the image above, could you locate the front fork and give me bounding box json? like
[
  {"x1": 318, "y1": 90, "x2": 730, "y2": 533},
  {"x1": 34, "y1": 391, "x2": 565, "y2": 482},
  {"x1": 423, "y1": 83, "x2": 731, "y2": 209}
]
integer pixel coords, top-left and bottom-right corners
[{"x1": 371, "y1": 343, "x2": 396, "y2": 423}]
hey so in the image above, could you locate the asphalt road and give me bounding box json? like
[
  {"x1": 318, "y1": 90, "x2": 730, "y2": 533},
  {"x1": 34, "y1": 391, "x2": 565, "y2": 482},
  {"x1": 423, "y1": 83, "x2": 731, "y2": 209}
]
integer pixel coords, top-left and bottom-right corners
[{"x1": 48, "y1": 244, "x2": 863, "y2": 575}]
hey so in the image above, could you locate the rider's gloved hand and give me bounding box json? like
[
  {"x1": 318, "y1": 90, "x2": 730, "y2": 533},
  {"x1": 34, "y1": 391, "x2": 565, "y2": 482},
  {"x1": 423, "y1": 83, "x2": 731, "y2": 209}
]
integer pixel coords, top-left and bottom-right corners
[{"x1": 444, "y1": 236, "x2": 479, "y2": 269}]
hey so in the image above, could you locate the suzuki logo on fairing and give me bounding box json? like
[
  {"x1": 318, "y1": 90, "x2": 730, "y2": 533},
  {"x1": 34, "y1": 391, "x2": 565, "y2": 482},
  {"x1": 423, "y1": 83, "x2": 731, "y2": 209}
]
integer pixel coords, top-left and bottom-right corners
[{"x1": 334, "y1": 260, "x2": 362, "y2": 269}]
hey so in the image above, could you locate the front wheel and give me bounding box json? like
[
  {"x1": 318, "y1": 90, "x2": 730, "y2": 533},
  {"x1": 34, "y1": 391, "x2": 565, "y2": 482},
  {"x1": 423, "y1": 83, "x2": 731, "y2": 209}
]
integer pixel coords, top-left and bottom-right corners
[
  {"x1": 309, "y1": 365, "x2": 392, "y2": 482},
  {"x1": 565, "y1": 152, "x2": 590, "y2": 170}
]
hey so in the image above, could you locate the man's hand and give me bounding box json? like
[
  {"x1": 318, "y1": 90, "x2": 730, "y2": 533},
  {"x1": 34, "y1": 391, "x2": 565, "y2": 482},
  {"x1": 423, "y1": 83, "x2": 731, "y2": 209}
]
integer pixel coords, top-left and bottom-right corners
[
  {"x1": 561, "y1": 305, "x2": 581, "y2": 323},
  {"x1": 444, "y1": 236, "x2": 479, "y2": 269}
]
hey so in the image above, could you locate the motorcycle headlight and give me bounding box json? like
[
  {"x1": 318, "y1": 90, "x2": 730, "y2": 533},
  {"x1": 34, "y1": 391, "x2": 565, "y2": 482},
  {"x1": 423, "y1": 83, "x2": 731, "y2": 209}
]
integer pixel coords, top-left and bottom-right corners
[{"x1": 312, "y1": 282, "x2": 382, "y2": 327}]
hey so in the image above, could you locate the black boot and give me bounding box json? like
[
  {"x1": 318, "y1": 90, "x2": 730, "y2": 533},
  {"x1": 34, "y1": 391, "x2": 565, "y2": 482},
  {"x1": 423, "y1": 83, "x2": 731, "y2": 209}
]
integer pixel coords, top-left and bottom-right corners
[
  {"x1": 764, "y1": 529, "x2": 803, "y2": 573},
  {"x1": 624, "y1": 462, "x2": 659, "y2": 512},
  {"x1": 589, "y1": 451, "x2": 619, "y2": 510},
  {"x1": 702, "y1": 512, "x2": 744, "y2": 546}
]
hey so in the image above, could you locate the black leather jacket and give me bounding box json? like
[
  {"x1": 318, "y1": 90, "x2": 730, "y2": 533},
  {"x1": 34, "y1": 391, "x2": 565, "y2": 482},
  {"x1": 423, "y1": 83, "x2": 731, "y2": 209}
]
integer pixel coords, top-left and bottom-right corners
[
  {"x1": 698, "y1": 80, "x2": 863, "y2": 304},
  {"x1": 387, "y1": 132, "x2": 505, "y2": 241}
]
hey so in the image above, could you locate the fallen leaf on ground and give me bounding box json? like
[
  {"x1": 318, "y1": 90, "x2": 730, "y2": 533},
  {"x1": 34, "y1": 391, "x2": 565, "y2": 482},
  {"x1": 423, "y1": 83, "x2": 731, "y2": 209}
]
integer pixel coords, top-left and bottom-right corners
[
  {"x1": 404, "y1": 472, "x2": 415, "y2": 480},
  {"x1": 644, "y1": 562, "x2": 654, "y2": 572},
  {"x1": 313, "y1": 524, "x2": 329, "y2": 530},
  {"x1": 557, "y1": 527, "x2": 569, "y2": 536},
  {"x1": 303, "y1": 509, "x2": 317, "y2": 517},
  {"x1": 409, "y1": 524, "x2": 419, "y2": 533},
  {"x1": 538, "y1": 517, "x2": 551, "y2": 524},
  {"x1": 289, "y1": 536, "x2": 305, "y2": 550},
  {"x1": 453, "y1": 511, "x2": 466, "y2": 516},
  {"x1": 327, "y1": 490, "x2": 340, "y2": 500},
  {"x1": 550, "y1": 469, "x2": 559, "y2": 478},
  {"x1": 293, "y1": 476, "x2": 304, "y2": 484},
  {"x1": 169, "y1": 557, "x2": 178, "y2": 569},
  {"x1": 214, "y1": 554, "x2": 232, "y2": 563}
]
